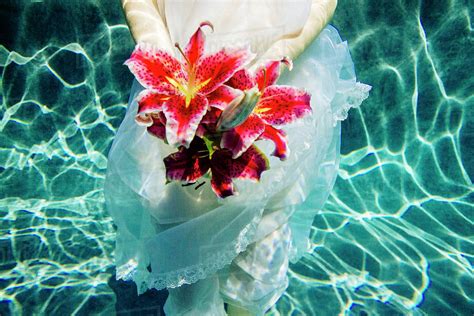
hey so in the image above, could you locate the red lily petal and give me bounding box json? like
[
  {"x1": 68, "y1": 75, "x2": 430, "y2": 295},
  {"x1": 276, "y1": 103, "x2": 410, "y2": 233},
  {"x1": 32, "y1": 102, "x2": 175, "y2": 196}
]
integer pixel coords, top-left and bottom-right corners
[
  {"x1": 135, "y1": 90, "x2": 169, "y2": 126},
  {"x1": 197, "y1": 107, "x2": 222, "y2": 136},
  {"x1": 255, "y1": 57, "x2": 292, "y2": 91},
  {"x1": 201, "y1": 107, "x2": 222, "y2": 124},
  {"x1": 163, "y1": 138, "x2": 210, "y2": 183},
  {"x1": 210, "y1": 174, "x2": 234, "y2": 198},
  {"x1": 255, "y1": 85, "x2": 311, "y2": 126},
  {"x1": 147, "y1": 113, "x2": 167, "y2": 141},
  {"x1": 220, "y1": 114, "x2": 266, "y2": 158},
  {"x1": 236, "y1": 145, "x2": 270, "y2": 181},
  {"x1": 212, "y1": 145, "x2": 269, "y2": 182},
  {"x1": 226, "y1": 69, "x2": 255, "y2": 90},
  {"x1": 184, "y1": 21, "x2": 213, "y2": 68},
  {"x1": 210, "y1": 145, "x2": 269, "y2": 198},
  {"x1": 163, "y1": 94, "x2": 209, "y2": 147},
  {"x1": 195, "y1": 124, "x2": 207, "y2": 138},
  {"x1": 206, "y1": 85, "x2": 242, "y2": 110},
  {"x1": 136, "y1": 90, "x2": 168, "y2": 114},
  {"x1": 125, "y1": 43, "x2": 186, "y2": 93},
  {"x1": 259, "y1": 125, "x2": 289, "y2": 160},
  {"x1": 195, "y1": 47, "x2": 254, "y2": 95}
]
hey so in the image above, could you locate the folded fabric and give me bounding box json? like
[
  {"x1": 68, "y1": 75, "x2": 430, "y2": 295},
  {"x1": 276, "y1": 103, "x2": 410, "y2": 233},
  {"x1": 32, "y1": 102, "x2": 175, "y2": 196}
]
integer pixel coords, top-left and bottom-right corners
[{"x1": 104, "y1": 24, "x2": 370, "y2": 314}]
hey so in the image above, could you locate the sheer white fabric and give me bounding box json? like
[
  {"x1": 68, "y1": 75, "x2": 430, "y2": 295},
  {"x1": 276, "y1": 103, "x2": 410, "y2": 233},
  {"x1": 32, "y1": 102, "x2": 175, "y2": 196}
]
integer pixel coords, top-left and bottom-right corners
[{"x1": 105, "y1": 23, "x2": 370, "y2": 314}]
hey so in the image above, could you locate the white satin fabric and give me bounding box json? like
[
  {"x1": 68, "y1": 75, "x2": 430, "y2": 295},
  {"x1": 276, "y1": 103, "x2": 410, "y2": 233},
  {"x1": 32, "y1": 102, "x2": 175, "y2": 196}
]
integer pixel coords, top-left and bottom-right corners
[
  {"x1": 105, "y1": 4, "x2": 370, "y2": 313},
  {"x1": 164, "y1": 0, "x2": 311, "y2": 60}
]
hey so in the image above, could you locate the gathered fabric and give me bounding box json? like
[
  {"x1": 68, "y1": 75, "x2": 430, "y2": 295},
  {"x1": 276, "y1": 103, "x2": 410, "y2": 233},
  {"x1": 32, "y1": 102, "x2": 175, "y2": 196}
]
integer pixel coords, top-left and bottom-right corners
[{"x1": 105, "y1": 23, "x2": 370, "y2": 315}]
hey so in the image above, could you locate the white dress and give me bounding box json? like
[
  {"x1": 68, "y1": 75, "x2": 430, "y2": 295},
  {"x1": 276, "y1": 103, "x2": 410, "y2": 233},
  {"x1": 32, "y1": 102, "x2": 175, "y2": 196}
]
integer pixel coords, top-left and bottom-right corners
[{"x1": 105, "y1": 1, "x2": 370, "y2": 314}]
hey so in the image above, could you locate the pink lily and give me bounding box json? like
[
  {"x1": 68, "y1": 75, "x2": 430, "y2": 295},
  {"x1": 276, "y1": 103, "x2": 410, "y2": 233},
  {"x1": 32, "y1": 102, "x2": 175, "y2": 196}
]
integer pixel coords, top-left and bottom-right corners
[
  {"x1": 125, "y1": 21, "x2": 253, "y2": 147},
  {"x1": 163, "y1": 137, "x2": 269, "y2": 198},
  {"x1": 220, "y1": 58, "x2": 311, "y2": 160}
]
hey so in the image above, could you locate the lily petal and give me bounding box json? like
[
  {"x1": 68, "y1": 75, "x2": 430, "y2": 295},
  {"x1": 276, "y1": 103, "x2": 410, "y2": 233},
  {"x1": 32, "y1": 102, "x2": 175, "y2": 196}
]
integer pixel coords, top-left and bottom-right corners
[
  {"x1": 163, "y1": 138, "x2": 210, "y2": 183},
  {"x1": 125, "y1": 43, "x2": 186, "y2": 93},
  {"x1": 211, "y1": 145, "x2": 270, "y2": 198},
  {"x1": 212, "y1": 145, "x2": 269, "y2": 182},
  {"x1": 255, "y1": 57, "x2": 292, "y2": 91},
  {"x1": 147, "y1": 113, "x2": 167, "y2": 141},
  {"x1": 259, "y1": 125, "x2": 289, "y2": 160},
  {"x1": 226, "y1": 69, "x2": 255, "y2": 90},
  {"x1": 235, "y1": 145, "x2": 270, "y2": 181},
  {"x1": 163, "y1": 94, "x2": 209, "y2": 147},
  {"x1": 255, "y1": 85, "x2": 311, "y2": 126},
  {"x1": 195, "y1": 124, "x2": 207, "y2": 138},
  {"x1": 206, "y1": 85, "x2": 242, "y2": 110},
  {"x1": 135, "y1": 90, "x2": 169, "y2": 126},
  {"x1": 210, "y1": 174, "x2": 234, "y2": 198},
  {"x1": 197, "y1": 107, "x2": 222, "y2": 136},
  {"x1": 184, "y1": 21, "x2": 213, "y2": 68},
  {"x1": 220, "y1": 114, "x2": 266, "y2": 158},
  {"x1": 137, "y1": 89, "x2": 168, "y2": 114},
  {"x1": 201, "y1": 106, "x2": 222, "y2": 124},
  {"x1": 196, "y1": 47, "x2": 254, "y2": 95}
]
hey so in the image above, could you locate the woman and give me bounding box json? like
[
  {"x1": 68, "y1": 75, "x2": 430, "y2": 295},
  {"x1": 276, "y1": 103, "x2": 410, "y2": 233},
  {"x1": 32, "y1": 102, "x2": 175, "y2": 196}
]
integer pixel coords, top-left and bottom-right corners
[{"x1": 105, "y1": 0, "x2": 370, "y2": 314}]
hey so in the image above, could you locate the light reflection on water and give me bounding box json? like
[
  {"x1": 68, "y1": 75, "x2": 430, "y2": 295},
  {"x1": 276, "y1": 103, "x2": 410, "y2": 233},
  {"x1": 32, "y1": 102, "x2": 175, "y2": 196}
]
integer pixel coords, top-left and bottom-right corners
[{"x1": 0, "y1": 0, "x2": 472, "y2": 315}]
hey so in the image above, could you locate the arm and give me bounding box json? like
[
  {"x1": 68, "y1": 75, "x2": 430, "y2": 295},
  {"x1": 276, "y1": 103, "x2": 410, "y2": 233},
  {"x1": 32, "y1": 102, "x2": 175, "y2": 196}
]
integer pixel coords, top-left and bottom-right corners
[
  {"x1": 121, "y1": 0, "x2": 174, "y2": 52},
  {"x1": 260, "y1": 0, "x2": 337, "y2": 61}
]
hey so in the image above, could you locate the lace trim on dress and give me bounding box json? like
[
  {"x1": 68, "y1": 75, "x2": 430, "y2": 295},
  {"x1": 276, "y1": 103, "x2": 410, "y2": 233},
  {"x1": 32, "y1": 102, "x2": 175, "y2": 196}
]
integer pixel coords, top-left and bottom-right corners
[
  {"x1": 332, "y1": 82, "x2": 371, "y2": 125},
  {"x1": 117, "y1": 213, "x2": 262, "y2": 292}
]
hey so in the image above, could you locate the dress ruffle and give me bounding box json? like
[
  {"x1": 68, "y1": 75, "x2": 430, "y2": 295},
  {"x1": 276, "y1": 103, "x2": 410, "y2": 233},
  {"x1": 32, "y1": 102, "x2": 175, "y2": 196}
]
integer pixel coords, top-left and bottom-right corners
[{"x1": 104, "y1": 25, "x2": 370, "y2": 314}]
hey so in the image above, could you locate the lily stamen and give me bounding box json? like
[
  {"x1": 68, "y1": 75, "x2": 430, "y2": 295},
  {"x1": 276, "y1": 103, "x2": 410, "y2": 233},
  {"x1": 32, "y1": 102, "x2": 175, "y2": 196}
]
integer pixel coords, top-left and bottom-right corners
[
  {"x1": 195, "y1": 181, "x2": 206, "y2": 190},
  {"x1": 181, "y1": 182, "x2": 196, "y2": 187},
  {"x1": 262, "y1": 68, "x2": 268, "y2": 92},
  {"x1": 174, "y1": 42, "x2": 191, "y2": 66}
]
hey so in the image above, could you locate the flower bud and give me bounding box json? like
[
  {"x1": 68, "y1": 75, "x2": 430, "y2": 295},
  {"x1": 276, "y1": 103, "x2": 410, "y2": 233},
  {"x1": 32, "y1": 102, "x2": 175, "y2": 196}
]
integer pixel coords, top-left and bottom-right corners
[{"x1": 217, "y1": 87, "x2": 261, "y2": 131}]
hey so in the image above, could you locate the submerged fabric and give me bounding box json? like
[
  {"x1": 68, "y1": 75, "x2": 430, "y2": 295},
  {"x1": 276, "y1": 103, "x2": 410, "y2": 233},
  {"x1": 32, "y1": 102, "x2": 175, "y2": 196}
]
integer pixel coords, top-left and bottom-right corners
[
  {"x1": 104, "y1": 25, "x2": 369, "y2": 314},
  {"x1": 163, "y1": 0, "x2": 311, "y2": 59}
]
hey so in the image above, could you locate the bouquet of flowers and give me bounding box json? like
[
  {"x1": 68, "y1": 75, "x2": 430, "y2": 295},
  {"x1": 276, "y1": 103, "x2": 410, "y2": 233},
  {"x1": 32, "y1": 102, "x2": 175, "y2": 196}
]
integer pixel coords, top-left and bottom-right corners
[{"x1": 125, "y1": 22, "x2": 312, "y2": 198}]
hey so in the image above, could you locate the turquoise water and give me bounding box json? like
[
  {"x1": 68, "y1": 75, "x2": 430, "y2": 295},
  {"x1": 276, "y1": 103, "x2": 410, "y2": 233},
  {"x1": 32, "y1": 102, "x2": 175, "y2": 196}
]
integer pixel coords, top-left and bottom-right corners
[{"x1": 0, "y1": 1, "x2": 472, "y2": 315}]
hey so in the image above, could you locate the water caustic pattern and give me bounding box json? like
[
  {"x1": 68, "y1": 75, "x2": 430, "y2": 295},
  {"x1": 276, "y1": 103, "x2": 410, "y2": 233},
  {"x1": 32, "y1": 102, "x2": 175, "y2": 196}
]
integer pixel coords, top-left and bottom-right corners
[
  {"x1": 0, "y1": 1, "x2": 132, "y2": 314},
  {"x1": 0, "y1": 0, "x2": 472, "y2": 315},
  {"x1": 272, "y1": 1, "x2": 473, "y2": 315}
]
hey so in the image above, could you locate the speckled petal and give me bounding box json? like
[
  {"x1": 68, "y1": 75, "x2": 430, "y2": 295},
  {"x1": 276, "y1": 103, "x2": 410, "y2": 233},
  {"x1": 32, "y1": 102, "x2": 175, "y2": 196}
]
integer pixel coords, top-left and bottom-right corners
[
  {"x1": 125, "y1": 43, "x2": 185, "y2": 93},
  {"x1": 211, "y1": 145, "x2": 269, "y2": 182},
  {"x1": 255, "y1": 58, "x2": 292, "y2": 91},
  {"x1": 255, "y1": 85, "x2": 311, "y2": 126},
  {"x1": 147, "y1": 113, "x2": 167, "y2": 141},
  {"x1": 259, "y1": 125, "x2": 289, "y2": 160},
  {"x1": 236, "y1": 145, "x2": 270, "y2": 181},
  {"x1": 226, "y1": 69, "x2": 255, "y2": 90},
  {"x1": 136, "y1": 89, "x2": 168, "y2": 114},
  {"x1": 220, "y1": 114, "x2": 265, "y2": 158},
  {"x1": 163, "y1": 138, "x2": 210, "y2": 183},
  {"x1": 195, "y1": 47, "x2": 254, "y2": 95},
  {"x1": 197, "y1": 107, "x2": 222, "y2": 136},
  {"x1": 201, "y1": 107, "x2": 222, "y2": 124},
  {"x1": 184, "y1": 21, "x2": 213, "y2": 68},
  {"x1": 163, "y1": 94, "x2": 209, "y2": 147},
  {"x1": 210, "y1": 174, "x2": 234, "y2": 198},
  {"x1": 135, "y1": 90, "x2": 169, "y2": 126},
  {"x1": 206, "y1": 85, "x2": 242, "y2": 110}
]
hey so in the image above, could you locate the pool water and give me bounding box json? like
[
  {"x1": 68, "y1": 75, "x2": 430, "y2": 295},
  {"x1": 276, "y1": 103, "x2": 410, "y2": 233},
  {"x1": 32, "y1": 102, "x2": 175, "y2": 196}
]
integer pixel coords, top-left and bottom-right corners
[{"x1": 0, "y1": 0, "x2": 472, "y2": 315}]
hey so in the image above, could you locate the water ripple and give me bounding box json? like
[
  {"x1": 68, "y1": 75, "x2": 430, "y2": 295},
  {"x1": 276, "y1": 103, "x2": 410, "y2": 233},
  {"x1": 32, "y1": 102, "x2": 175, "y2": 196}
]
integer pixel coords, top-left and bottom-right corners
[{"x1": 0, "y1": 0, "x2": 472, "y2": 315}]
